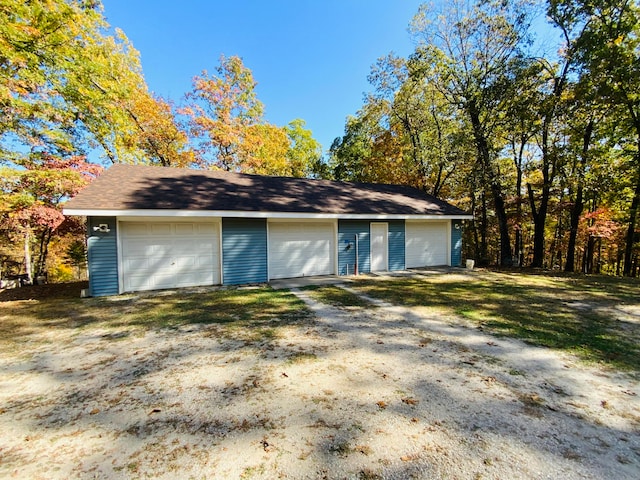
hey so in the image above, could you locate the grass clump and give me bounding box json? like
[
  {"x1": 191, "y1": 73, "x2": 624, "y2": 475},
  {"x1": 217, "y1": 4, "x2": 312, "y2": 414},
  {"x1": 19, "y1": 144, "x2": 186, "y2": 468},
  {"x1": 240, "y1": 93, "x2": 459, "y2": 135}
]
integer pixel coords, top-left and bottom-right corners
[{"x1": 303, "y1": 285, "x2": 373, "y2": 308}]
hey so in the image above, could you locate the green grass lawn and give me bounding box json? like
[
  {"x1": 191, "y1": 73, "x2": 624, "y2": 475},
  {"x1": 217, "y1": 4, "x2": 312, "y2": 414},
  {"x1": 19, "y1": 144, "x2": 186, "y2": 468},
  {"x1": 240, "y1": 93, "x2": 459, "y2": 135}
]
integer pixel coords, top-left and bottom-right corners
[
  {"x1": 302, "y1": 284, "x2": 374, "y2": 308},
  {"x1": 0, "y1": 286, "x2": 313, "y2": 351},
  {"x1": 350, "y1": 270, "x2": 640, "y2": 372},
  {"x1": 3, "y1": 272, "x2": 639, "y2": 373}
]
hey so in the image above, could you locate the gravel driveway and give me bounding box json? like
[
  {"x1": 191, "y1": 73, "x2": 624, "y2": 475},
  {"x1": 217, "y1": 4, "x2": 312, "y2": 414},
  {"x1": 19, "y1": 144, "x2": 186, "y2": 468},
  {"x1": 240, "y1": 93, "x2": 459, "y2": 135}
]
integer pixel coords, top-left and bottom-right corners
[{"x1": 1, "y1": 282, "x2": 638, "y2": 479}]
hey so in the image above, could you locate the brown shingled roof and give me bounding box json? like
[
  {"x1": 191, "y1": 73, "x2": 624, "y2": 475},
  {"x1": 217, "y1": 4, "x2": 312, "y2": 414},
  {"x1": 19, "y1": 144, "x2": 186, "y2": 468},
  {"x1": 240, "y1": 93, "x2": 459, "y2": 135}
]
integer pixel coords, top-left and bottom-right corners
[{"x1": 63, "y1": 164, "x2": 470, "y2": 217}]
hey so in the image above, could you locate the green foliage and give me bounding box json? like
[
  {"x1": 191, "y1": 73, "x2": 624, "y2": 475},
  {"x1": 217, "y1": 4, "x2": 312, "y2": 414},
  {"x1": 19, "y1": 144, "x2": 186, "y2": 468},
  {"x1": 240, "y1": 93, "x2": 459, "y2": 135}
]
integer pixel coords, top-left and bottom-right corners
[
  {"x1": 64, "y1": 239, "x2": 86, "y2": 269},
  {"x1": 0, "y1": 0, "x2": 191, "y2": 165},
  {"x1": 0, "y1": 154, "x2": 101, "y2": 278},
  {"x1": 284, "y1": 119, "x2": 323, "y2": 178},
  {"x1": 183, "y1": 55, "x2": 323, "y2": 176},
  {"x1": 331, "y1": 0, "x2": 640, "y2": 275},
  {"x1": 49, "y1": 262, "x2": 74, "y2": 283}
]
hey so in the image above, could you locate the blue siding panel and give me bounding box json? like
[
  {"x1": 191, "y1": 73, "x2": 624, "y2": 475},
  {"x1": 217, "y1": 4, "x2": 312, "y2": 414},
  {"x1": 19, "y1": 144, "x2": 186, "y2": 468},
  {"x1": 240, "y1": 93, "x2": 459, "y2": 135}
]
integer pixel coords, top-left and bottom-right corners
[
  {"x1": 337, "y1": 220, "x2": 370, "y2": 275},
  {"x1": 451, "y1": 220, "x2": 463, "y2": 267},
  {"x1": 222, "y1": 218, "x2": 268, "y2": 285},
  {"x1": 388, "y1": 220, "x2": 405, "y2": 271},
  {"x1": 87, "y1": 217, "x2": 119, "y2": 296}
]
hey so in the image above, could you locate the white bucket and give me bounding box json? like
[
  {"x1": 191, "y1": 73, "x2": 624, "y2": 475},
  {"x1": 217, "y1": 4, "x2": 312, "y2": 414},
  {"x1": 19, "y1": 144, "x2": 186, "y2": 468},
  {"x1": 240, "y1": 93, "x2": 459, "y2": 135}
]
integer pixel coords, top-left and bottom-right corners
[{"x1": 466, "y1": 259, "x2": 475, "y2": 270}]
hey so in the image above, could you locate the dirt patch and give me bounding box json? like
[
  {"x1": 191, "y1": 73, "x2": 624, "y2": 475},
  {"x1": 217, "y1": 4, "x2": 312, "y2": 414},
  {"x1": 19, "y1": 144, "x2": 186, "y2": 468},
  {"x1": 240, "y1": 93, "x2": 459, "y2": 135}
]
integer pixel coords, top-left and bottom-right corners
[
  {"x1": 0, "y1": 281, "x2": 88, "y2": 302},
  {"x1": 0, "y1": 284, "x2": 638, "y2": 479}
]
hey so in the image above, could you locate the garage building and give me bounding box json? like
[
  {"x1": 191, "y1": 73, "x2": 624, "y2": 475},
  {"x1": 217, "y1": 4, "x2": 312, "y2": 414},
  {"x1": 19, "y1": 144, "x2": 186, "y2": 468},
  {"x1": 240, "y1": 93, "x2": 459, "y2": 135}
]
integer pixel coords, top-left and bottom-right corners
[{"x1": 64, "y1": 164, "x2": 472, "y2": 296}]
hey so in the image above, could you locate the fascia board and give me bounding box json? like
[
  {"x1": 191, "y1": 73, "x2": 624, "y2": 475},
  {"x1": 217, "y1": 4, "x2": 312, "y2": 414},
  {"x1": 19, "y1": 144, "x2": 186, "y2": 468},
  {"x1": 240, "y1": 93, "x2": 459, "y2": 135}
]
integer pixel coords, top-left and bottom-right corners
[{"x1": 63, "y1": 208, "x2": 474, "y2": 221}]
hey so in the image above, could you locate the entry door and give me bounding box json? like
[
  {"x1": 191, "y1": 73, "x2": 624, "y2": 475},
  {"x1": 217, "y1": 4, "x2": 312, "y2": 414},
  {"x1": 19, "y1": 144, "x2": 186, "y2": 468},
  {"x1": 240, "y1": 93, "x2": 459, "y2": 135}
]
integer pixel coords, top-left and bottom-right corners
[{"x1": 370, "y1": 222, "x2": 388, "y2": 272}]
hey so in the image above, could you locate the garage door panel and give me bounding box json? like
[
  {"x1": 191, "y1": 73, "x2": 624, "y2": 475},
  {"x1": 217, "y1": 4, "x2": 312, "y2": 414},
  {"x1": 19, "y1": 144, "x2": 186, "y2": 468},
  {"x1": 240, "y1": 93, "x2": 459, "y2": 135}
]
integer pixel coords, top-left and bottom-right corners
[
  {"x1": 406, "y1": 222, "x2": 448, "y2": 268},
  {"x1": 149, "y1": 223, "x2": 172, "y2": 235},
  {"x1": 123, "y1": 223, "x2": 149, "y2": 235},
  {"x1": 120, "y1": 221, "x2": 220, "y2": 292},
  {"x1": 196, "y1": 223, "x2": 218, "y2": 235},
  {"x1": 174, "y1": 223, "x2": 196, "y2": 235},
  {"x1": 268, "y1": 223, "x2": 334, "y2": 279}
]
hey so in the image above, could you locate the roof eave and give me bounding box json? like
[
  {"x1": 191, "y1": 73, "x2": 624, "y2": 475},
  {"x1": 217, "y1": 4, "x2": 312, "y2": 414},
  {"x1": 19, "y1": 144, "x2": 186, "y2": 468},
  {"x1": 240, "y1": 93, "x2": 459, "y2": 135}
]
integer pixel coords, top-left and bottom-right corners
[{"x1": 62, "y1": 208, "x2": 474, "y2": 221}]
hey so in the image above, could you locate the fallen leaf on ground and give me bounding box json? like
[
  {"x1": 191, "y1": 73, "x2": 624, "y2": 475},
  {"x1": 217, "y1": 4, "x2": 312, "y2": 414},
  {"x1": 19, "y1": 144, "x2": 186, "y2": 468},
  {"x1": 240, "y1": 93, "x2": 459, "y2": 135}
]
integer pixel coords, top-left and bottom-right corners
[
  {"x1": 402, "y1": 397, "x2": 419, "y2": 406},
  {"x1": 401, "y1": 454, "x2": 419, "y2": 462},
  {"x1": 376, "y1": 401, "x2": 387, "y2": 409}
]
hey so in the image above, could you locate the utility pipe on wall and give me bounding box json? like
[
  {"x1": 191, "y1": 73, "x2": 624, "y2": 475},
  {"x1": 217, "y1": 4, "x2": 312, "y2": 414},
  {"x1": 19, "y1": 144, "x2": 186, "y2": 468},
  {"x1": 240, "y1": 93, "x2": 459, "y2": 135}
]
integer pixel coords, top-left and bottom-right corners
[{"x1": 354, "y1": 234, "x2": 358, "y2": 275}]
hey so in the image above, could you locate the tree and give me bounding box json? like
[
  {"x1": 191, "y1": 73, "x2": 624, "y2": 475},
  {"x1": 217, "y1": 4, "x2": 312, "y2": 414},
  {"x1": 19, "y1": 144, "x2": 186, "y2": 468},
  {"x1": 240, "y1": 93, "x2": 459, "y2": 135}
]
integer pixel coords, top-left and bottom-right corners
[
  {"x1": 183, "y1": 54, "x2": 265, "y2": 170},
  {"x1": 517, "y1": 0, "x2": 594, "y2": 268},
  {"x1": 369, "y1": 54, "x2": 465, "y2": 195},
  {"x1": 409, "y1": 0, "x2": 531, "y2": 265},
  {"x1": 241, "y1": 122, "x2": 290, "y2": 175},
  {"x1": 182, "y1": 54, "x2": 321, "y2": 176},
  {"x1": 284, "y1": 119, "x2": 323, "y2": 178},
  {"x1": 0, "y1": 154, "x2": 102, "y2": 282},
  {"x1": 329, "y1": 113, "x2": 375, "y2": 182},
  {"x1": 0, "y1": 0, "x2": 190, "y2": 165},
  {"x1": 573, "y1": 0, "x2": 640, "y2": 276}
]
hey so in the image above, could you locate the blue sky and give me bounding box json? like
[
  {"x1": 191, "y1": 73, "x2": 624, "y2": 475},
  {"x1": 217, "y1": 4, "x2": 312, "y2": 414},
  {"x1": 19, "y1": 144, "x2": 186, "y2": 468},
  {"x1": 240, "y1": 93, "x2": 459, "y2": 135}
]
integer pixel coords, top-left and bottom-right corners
[{"x1": 102, "y1": 1, "x2": 426, "y2": 154}]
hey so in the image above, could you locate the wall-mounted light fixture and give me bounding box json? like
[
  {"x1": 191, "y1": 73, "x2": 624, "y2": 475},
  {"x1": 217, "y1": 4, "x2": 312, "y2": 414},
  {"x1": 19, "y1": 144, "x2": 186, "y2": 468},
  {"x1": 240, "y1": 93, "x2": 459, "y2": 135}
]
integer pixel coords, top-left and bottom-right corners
[{"x1": 93, "y1": 224, "x2": 111, "y2": 233}]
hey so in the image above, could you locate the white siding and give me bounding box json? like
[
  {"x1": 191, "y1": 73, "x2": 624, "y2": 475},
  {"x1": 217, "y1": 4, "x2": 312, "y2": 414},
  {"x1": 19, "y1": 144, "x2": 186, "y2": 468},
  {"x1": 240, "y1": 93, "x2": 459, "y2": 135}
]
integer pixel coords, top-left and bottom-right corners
[
  {"x1": 120, "y1": 221, "x2": 220, "y2": 292},
  {"x1": 268, "y1": 222, "x2": 335, "y2": 279},
  {"x1": 405, "y1": 221, "x2": 449, "y2": 268}
]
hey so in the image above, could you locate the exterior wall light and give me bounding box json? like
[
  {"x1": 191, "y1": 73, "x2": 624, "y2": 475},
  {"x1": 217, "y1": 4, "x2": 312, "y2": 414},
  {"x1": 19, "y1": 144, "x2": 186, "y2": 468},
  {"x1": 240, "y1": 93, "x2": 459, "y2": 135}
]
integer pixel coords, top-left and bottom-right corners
[{"x1": 93, "y1": 224, "x2": 111, "y2": 233}]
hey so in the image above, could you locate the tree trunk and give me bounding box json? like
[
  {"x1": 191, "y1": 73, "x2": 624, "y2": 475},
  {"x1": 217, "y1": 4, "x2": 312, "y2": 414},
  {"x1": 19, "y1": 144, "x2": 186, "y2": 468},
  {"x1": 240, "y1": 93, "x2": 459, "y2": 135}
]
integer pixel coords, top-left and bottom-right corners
[
  {"x1": 23, "y1": 228, "x2": 32, "y2": 285},
  {"x1": 585, "y1": 235, "x2": 596, "y2": 274},
  {"x1": 565, "y1": 183, "x2": 583, "y2": 272},
  {"x1": 480, "y1": 190, "x2": 488, "y2": 264},
  {"x1": 621, "y1": 96, "x2": 640, "y2": 275},
  {"x1": 468, "y1": 104, "x2": 511, "y2": 266},
  {"x1": 512, "y1": 137, "x2": 527, "y2": 267},
  {"x1": 529, "y1": 134, "x2": 553, "y2": 268},
  {"x1": 623, "y1": 154, "x2": 640, "y2": 276},
  {"x1": 565, "y1": 119, "x2": 594, "y2": 272},
  {"x1": 35, "y1": 228, "x2": 53, "y2": 278}
]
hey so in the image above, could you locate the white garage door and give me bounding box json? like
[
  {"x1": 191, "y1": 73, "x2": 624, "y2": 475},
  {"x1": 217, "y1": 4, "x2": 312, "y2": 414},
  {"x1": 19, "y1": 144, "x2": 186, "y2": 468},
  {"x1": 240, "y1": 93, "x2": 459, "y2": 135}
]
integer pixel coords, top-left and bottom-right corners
[
  {"x1": 120, "y1": 221, "x2": 220, "y2": 292},
  {"x1": 406, "y1": 221, "x2": 449, "y2": 268},
  {"x1": 268, "y1": 222, "x2": 334, "y2": 279}
]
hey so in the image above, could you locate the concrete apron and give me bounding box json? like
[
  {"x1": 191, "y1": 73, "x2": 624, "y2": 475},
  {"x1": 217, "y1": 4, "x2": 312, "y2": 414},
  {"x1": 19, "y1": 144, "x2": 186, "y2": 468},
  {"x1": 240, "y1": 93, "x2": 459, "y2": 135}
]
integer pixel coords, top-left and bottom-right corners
[
  {"x1": 268, "y1": 275, "x2": 348, "y2": 290},
  {"x1": 268, "y1": 267, "x2": 464, "y2": 290}
]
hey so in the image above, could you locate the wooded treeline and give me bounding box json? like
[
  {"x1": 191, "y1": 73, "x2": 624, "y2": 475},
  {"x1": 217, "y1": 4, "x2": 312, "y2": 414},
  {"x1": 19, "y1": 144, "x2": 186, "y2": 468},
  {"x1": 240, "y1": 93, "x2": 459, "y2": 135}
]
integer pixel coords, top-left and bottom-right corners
[
  {"x1": 1, "y1": 0, "x2": 639, "y2": 281},
  {"x1": 1, "y1": 0, "x2": 322, "y2": 282},
  {"x1": 327, "y1": 0, "x2": 640, "y2": 276}
]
